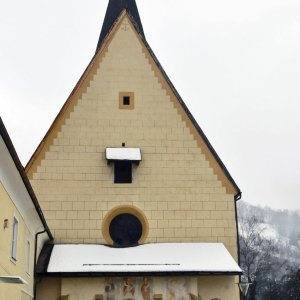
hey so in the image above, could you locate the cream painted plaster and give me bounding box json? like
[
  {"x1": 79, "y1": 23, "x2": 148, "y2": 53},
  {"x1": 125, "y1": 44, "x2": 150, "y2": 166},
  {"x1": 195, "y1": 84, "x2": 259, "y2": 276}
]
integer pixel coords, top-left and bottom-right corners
[
  {"x1": 0, "y1": 182, "x2": 35, "y2": 299},
  {"x1": 36, "y1": 278, "x2": 62, "y2": 300},
  {"x1": 62, "y1": 278, "x2": 105, "y2": 300},
  {"x1": 198, "y1": 276, "x2": 240, "y2": 300},
  {"x1": 29, "y1": 16, "x2": 238, "y2": 259},
  {"x1": 0, "y1": 280, "x2": 22, "y2": 300}
]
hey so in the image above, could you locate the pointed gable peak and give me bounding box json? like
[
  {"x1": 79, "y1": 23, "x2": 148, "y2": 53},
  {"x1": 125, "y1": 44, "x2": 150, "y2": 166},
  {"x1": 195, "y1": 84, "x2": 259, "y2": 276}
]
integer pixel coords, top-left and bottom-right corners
[{"x1": 96, "y1": 0, "x2": 145, "y2": 53}]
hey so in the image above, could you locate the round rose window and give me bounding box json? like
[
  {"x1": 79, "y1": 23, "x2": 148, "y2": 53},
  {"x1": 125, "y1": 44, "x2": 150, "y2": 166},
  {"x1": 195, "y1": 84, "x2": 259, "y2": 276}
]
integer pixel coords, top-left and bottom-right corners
[
  {"x1": 109, "y1": 213, "x2": 142, "y2": 247},
  {"x1": 102, "y1": 205, "x2": 149, "y2": 247}
]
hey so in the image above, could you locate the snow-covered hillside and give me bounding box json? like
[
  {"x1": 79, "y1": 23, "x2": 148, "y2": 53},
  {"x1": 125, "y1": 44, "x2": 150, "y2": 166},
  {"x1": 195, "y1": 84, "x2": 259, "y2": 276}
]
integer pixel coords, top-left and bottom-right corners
[{"x1": 238, "y1": 201, "x2": 300, "y2": 265}]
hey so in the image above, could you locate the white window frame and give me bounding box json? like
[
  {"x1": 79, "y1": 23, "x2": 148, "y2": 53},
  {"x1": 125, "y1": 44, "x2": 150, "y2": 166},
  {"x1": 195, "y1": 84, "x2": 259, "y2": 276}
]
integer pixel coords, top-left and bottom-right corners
[
  {"x1": 11, "y1": 216, "x2": 19, "y2": 261},
  {"x1": 25, "y1": 240, "x2": 30, "y2": 275}
]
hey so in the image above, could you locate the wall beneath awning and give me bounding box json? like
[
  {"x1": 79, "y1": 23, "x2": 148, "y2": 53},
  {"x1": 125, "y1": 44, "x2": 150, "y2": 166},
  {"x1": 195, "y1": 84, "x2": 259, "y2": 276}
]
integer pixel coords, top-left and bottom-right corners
[
  {"x1": 36, "y1": 278, "x2": 61, "y2": 300},
  {"x1": 36, "y1": 276, "x2": 239, "y2": 300},
  {"x1": 198, "y1": 276, "x2": 240, "y2": 300}
]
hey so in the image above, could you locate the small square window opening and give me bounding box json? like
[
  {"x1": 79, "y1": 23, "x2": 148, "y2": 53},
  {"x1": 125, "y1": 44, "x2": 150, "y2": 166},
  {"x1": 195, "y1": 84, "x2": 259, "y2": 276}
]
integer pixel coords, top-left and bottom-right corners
[
  {"x1": 119, "y1": 92, "x2": 134, "y2": 109},
  {"x1": 123, "y1": 96, "x2": 130, "y2": 106},
  {"x1": 26, "y1": 240, "x2": 30, "y2": 274}
]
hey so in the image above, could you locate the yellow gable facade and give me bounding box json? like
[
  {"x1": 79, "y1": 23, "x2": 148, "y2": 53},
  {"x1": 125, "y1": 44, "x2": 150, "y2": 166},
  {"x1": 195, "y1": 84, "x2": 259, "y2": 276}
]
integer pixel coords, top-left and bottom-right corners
[{"x1": 25, "y1": 2, "x2": 242, "y2": 300}]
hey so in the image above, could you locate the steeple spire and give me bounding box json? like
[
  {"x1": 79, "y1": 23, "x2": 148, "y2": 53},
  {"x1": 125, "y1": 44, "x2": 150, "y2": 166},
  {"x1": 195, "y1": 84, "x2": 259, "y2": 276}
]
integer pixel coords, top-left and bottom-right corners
[{"x1": 96, "y1": 0, "x2": 145, "y2": 52}]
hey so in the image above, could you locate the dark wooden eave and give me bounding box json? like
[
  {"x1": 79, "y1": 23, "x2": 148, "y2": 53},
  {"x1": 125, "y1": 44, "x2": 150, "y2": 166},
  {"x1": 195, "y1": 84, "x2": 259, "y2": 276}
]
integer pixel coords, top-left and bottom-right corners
[
  {"x1": 38, "y1": 270, "x2": 242, "y2": 277},
  {"x1": 36, "y1": 243, "x2": 54, "y2": 275},
  {"x1": 96, "y1": 0, "x2": 145, "y2": 53}
]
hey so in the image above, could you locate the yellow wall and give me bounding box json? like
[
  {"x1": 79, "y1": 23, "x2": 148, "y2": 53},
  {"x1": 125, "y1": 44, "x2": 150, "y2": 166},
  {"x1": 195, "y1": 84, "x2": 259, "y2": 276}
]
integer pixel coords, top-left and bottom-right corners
[
  {"x1": 198, "y1": 276, "x2": 240, "y2": 300},
  {"x1": 61, "y1": 278, "x2": 104, "y2": 300},
  {"x1": 36, "y1": 278, "x2": 61, "y2": 300},
  {"x1": 0, "y1": 182, "x2": 35, "y2": 300}
]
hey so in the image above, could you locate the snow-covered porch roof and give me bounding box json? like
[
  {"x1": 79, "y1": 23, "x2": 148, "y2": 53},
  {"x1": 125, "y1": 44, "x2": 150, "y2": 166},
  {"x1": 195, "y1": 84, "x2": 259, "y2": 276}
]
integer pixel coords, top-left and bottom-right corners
[
  {"x1": 106, "y1": 148, "x2": 142, "y2": 162},
  {"x1": 37, "y1": 243, "x2": 242, "y2": 277}
]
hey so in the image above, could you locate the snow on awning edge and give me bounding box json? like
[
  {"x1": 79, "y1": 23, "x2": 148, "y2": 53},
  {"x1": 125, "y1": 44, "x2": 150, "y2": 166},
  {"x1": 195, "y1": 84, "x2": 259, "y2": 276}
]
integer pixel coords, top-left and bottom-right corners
[
  {"x1": 42, "y1": 243, "x2": 242, "y2": 276},
  {"x1": 106, "y1": 148, "x2": 142, "y2": 162}
]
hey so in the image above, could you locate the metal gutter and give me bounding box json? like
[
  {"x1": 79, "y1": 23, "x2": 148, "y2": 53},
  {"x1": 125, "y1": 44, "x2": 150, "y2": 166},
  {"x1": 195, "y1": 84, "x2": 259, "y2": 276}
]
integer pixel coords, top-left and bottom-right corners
[{"x1": 34, "y1": 230, "x2": 47, "y2": 300}]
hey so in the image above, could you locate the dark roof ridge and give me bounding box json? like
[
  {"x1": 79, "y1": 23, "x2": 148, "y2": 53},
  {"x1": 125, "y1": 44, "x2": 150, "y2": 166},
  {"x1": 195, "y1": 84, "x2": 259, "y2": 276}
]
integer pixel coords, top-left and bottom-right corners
[
  {"x1": 96, "y1": 0, "x2": 145, "y2": 53},
  {"x1": 0, "y1": 117, "x2": 53, "y2": 240}
]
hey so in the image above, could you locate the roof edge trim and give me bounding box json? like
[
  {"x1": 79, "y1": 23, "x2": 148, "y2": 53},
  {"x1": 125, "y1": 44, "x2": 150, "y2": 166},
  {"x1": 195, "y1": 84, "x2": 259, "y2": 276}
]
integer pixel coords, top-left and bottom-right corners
[
  {"x1": 96, "y1": 0, "x2": 145, "y2": 52},
  {"x1": 37, "y1": 271, "x2": 242, "y2": 278}
]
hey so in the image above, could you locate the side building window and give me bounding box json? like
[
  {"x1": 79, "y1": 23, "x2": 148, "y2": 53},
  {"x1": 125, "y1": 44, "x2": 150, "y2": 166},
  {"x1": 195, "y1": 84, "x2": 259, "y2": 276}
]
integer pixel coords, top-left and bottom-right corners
[
  {"x1": 26, "y1": 240, "x2": 30, "y2": 274},
  {"x1": 11, "y1": 216, "x2": 18, "y2": 261}
]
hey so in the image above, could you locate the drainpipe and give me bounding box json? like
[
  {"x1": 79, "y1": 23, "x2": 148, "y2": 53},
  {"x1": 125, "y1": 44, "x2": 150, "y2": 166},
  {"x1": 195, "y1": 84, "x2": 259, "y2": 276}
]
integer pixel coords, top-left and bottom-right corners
[
  {"x1": 234, "y1": 192, "x2": 242, "y2": 300},
  {"x1": 33, "y1": 230, "x2": 46, "y2": 300}
]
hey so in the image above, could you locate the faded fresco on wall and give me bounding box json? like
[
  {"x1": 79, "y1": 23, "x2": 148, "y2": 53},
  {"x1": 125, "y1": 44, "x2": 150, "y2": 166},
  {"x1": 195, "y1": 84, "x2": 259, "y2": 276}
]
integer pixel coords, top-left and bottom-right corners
[
  {"x1": 163, "y1": 278, "x2": 191, "y2": 300},
  {"x1": 104, "y1": 277, "x2": 153, "y2": 300},
  {"x1": 103, "y1": 277, "x2": 192, "y2": 300}
]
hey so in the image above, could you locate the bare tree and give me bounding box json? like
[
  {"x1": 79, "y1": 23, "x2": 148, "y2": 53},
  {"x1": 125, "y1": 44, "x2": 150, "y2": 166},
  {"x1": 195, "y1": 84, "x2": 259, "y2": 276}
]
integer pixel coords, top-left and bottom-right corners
[
  {"x1": 238, "y1": 214, "x2": 287, "y2": 299},
  {"x1": 238, "y1": 202, "x2": 300, "y2": 299},
  {"x1": 240, "y1": 215, "x2": 274, "y2": 281}
]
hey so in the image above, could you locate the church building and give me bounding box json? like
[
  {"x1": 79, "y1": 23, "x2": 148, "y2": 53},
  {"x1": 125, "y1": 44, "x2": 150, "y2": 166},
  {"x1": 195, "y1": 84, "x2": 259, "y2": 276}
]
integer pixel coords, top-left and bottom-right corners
[{"x1": 25, "y1": 0, "x2": 242, "y2": 299}]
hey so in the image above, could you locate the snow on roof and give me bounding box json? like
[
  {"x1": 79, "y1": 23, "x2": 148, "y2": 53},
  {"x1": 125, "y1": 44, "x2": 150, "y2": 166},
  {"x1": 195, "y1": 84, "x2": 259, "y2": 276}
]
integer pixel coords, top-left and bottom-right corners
[
  {"x1": 47, "y1": 243, "x2": 242, "y2": 274},
  {"x1": 106, "y1": 148, "x2": 141, "y2": 161}
]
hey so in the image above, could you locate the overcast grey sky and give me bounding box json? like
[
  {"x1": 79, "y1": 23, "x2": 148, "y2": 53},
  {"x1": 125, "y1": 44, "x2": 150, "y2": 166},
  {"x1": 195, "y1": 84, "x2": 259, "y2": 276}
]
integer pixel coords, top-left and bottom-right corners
[{"x1": 1, "y1": 0, "x2": 300, "y2": 210}]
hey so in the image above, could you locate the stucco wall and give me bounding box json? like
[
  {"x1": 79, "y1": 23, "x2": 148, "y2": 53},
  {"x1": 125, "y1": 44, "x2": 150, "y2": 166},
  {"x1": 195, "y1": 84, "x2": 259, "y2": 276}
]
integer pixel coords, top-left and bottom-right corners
[
  {"x1": 198, "y1": 276, "x2": 240, "y2": 300},
  {"x1": 61, "y1": 278, "x2": 104, "y2": 300},
  {"x1": 36, "y1": 277, "x2": 61, "y2": 300},
  {"x1": 0, "y1": 182, "x2": 35, "y2": 299}
]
